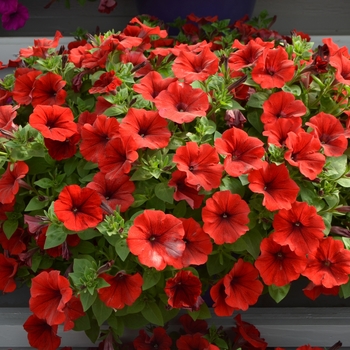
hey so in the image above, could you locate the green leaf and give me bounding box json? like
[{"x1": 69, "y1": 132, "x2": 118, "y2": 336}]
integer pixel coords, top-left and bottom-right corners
[
  {"x1": 80, "y1": 289, "x2": 98, "y2": 311},
  {"x1": 337, "y1": 177, "x2": 350, "y2": 187},
  {"x1": 44, "y1": 224, "x2": 68, "y2": 249},
  {"x1": 173, "y1": 200, "x2": 187, "y2": 217},
  {"x1": 239, "y1": 228, "x2": 263, "y2": 259},
  {"x1": 246, "y1": 92, "x2": 269, "y2": 108},
  {"x1": 107, "y1": 314, "x2": 125, "y2": 336},
  {"x1": 84, "y1": 317, "x2": 100, "y2": 343},
  {"x1": 141, "y1": 302, "x2": 164, "y2": 326},
  {"x1": 325, "y1": 155, "x2": 347, "y2": 179},
  {"x1": 92, "y1": 297, "x2": 113, "y2": 326},
  {"x1": 268, "y1": 284, "x2": 290, "y2": 303},
  {"x1": 142, "y1": 268, "x2": 161, "y2": 290},
  {"x1": 188, "y1": 302, "x2": 211, "y2": 320},
  {"x1": 206, "y1": 253, "x2": 227, "y2": 276},
  {"x1": 130, "y1": 168, "x2": 153, "y2": 181},
  {"x1": 220, "y1": 176, "x2": 245, "y2": 197},
  {"x1": 247, "y1": 109, "x2": 264, "y2": 133},
  {"x1": 126, "y1": 297, "x2": 145, "y2": 314},
  {"x1": 122, "y1": 312, "x2": 148, "y2": 329},
  {"x1": 2, "y1": 220, "x2": 18, "y2": 239},
  {"x1": 78, "y1": 228, "x2": 101, "y2": 240},
  {"x1": 340, "y1": 279, "x2": 350, "y2": 299},
  {"x1": 73, "y1": 313, "x2": 91, "y2": 331},
  {"x1": 115, "y1": 237, "x2": 130, "y2": 261},
  {"x1": 34, "y1": 178, "x2": 53, "y2": 189},
  {"x1": 154, "y1": 182, "x2": 174, "y2": 204},
  {"x1": 25, "y1": 196, "x2": 49, "y2": 212}
]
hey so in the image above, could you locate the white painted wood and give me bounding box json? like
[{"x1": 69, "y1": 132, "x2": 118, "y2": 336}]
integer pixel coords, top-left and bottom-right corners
[{"x1": 0, "y1": 307, "x2": 350, "y2": 348}]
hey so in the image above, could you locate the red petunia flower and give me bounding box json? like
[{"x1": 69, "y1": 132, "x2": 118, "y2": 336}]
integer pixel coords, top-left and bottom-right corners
[
  {"x1": 305, "y1": 112, "x2": 348, "y2": 157},
  {"x1": 19, "y1": 30, "x2": 63, "y2": 59},
  {"x1": 223, "y1": 259, "x2": 263, "y2": 311},
  {"x1": 133, "y1": 327, "x2": 173, "y2": 350},
  {"x1": 285, "y1": 131, "x2": 326, "y2": 180},
  {"x1": 214, "y1": 127, "x2": 265, "y2": 177},
  {"x1": 261, "y1": 91, "x2": 307, "y2": 125},
  {"x1": 271, "y1": 201, "x2": 325, "y2": 256},
  {"x1": 0, "y1": 227, "x2": 26, "y2": 255},
  {"x1": 301, "y1": 237, "x2": 350, "y2": 288},
  {"x1": 119, "y1": 108, "x2": 171, "y2": 149},
  {"x1": 255, "y1": 236, "x2": 308, "y2": 286},
  {"x1": 88, "y1": 70, "x2": 122, "y2": 94},
  {"x1": 172, "y1": 46, "x2": 219, "y2": 83},
  {"x1": 29, "y1": 270, "x2": 73, "y2": 326},
  {"x1": 173, "y1": 141, "x2": 223, "y2": 191},
  {"x1": 31, "y1": 72, "x2": 67, "y2": 107},
  {"x1": 154, "y1": 81, "x2": 209, "y2": 124},
  {"x1": 248, "y1": 162, "x2": 299, "y2": 211},
  {"x1": 44, "y1": 132, "x2": 81, "y2": 161},
  {"x1": 210, "y1": 277, "x2": 236, "y2": 317},
  {"x1": 0, "y1": 105, "x2": 18, "y2": 131},
  {"x1": 228, "y1": 38, "x2": 273, "y2": 70},
  {"x1": 329, "y1": 51, "x2": 350, "y2": 84},
  {"x1": 168, "y1": 170, "x2": 205, "y2": 209},
  {"x1": 62, "y1": 296, "x2": 85, "y2": 331},
  {"x1": 126, "y1": 210, "x2": 185, "y2": 271},
  {"x1": 172, "y1": 218, "x2": 212, "y2": 268},
  {"x1": 176, "y1": 333, "x2": 219, "y2": 350},
  {"x1": 12, "y1": 68, "x2": 41, "y2": 105},
  {"x1": 23, "y1": 314, "x2": 61, "y2": 350},
  {"x1": 29, "y1": 105, "x2": 78, "y2": 142},
  {"x1": 80, "y1": 114, "x2": 120, "y2": 163},
  {"x1": 233, "y1": 314, "x2": 268, "y2": 350},
  {"x1": 0, "y1": 253, "x2": 18, "y2": 293},
  {"x1": 86, "y1": 172, "x2": 135, "y2": 213},
  {"x1": 133, "y1": 71, "x2": 177, "y2": 102},
  {"x1": 263, "y1": 117, "x2": 303, "y2": 148},
  {"x1": 178, "y1": 314, "x2": 208, "y2": 335},
  {"x1": 120, "y1": 50, "x2": 152, "y2": 78},
  {"x1": 164, "y1": 270, "x2": 202, "y2": 310},
  {"x1": 77, "y1": 111, "x2": 98, "y2": 133},
  {"x1": 98, "y1": 271, "x2": 143, "y2": 309},
  {"x1": 0, "y1": 161, "x2": 29, "y2": 204},
  {"x1": 98, "y1": 135, "x2": 139, "y2": 179},
  {"x1": 302, "y1": 281, "x2": 339, "y2": 301},
  {"x1": 54, "y1": 185, "x2": 103, "y2": 232},
  {"x1": 202, "y1": 190, "x2": 250, "y2": 245},
  {"x1": 251, "y1": 46, "x2": 295, "y2": 88},
  {"x1": 0, "y1": 199, "x2": 16, "y2": 221}
]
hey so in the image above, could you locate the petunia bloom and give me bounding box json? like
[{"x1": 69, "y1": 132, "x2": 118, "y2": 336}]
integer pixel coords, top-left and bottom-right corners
[
  {"x1": 305, "y1": 112, "x2": 348, "y2": 157},
  {"x1": 119, "y1": 108, "x2": 171, "y2": 149},
  {"x1": 285, "y1": 131, "x2": 326, "y2": 180},
  {"x1": 154, "y1": 81, "x2": 209, "y2": 124},
  {"x1": 29, "y1": 105, "x2": 78, "y2": 142},
  {"x1": 127, "y1": 210, "x2": 185, "y2": 270},
  {"x1": 214, "y1": 127, "x2": 265, "y2": 177},
  {"x1": 168, "y1": 170, "x2": 205, "y2": 209},
  {"x1": 98, "y1": 271, "x2": 143, "y2": 309},
  {"x1": 301, "y1": 237, "x2": 350, "y2": 288},
  {"x1": 176, "y1": 333, "x2": 219, "y2": 350},
  {"x1": 251, "y1": 46, "x2": 295, "y2": 88},
  {"x1": 31, "y1": 72, "x2": 67, "y2": 107},
  {"x1": 248, "y1": 162, "x2": 299, "y2": 211},
  {"x1": 172, "y1": 46, "x2": 219, "y2": 83},
  {"x1": 172, "y1": 218, "x2": 212, "y2": 268},
  {"x1": 210, "y1": 278, "x2": 236, "y2": 317},
  {"x1": 255, "y1": 236, "x2": 308, "y2": 286},
  {"x1": 88, "y1": 70, "x2": 122, "y2": 94},
  {"x1": 133, "y1": 327, "x2": 172, "y2": 350},
  {"x1": 29, "y1": 270, "x2": 73, "y2": 326},
  {"x1": 173, "y1": 141, "x2": 224, "y2": 191},
  {"x1": 260, "y1": 91, "x2": 307, "y2": 125},
  {"x1": 0, "y1": 161, "x2": 29, "y2": 204},
  {"x1": 23, "y1": 314, "x2": 61, "y2": 350},
  {"x1": 164, "y1": 270, "x2": 202, "y2": 310},
  {"x1": 1, "y1": 2, "x2": 29, "y2": 31},
  {"x1": 54, "y1": 185, "x2": 103, "y2": 232},
  {"x1": 202, "y1": 190, "x2": 250, "y2": 245},
  {"x1": 271, "y1": 201, "x2": 325, "y2": 256},
  {"x1": 223, "y1": 259, "x2": 263, "y2": 311},
  {"x1": 0, "y1": 253, "x2": 18, "y2": 293}
]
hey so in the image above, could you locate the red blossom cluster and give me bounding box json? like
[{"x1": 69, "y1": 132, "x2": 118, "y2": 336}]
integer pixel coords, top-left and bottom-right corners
[{"x1": 0, "y1": 11, "x2": 350, "y2": 350}]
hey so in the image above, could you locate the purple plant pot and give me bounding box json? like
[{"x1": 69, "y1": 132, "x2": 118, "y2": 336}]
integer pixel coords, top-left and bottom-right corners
[{"x1": 135, "y1": 0, "x2": 256, "y2": 24}]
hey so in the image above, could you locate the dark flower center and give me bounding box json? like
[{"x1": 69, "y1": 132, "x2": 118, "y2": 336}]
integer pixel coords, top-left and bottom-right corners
[
  {"x1": 176, "y1": 102, "x2": 188, "y2": 112},
  {"x1": 222, "y1": 212, "x2": 228, "y2": 218},
  {"x1": 324, "y1": 260, "x2": 331, "y2": 267}
]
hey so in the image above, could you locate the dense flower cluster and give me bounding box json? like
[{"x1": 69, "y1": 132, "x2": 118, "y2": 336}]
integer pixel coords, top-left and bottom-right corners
[
  {"x1": 0, "y1": 11, "x2": 350, "y2": 350},
  {"x1": 0, "y1": 0, "x2": 116, "y2": 31}
]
